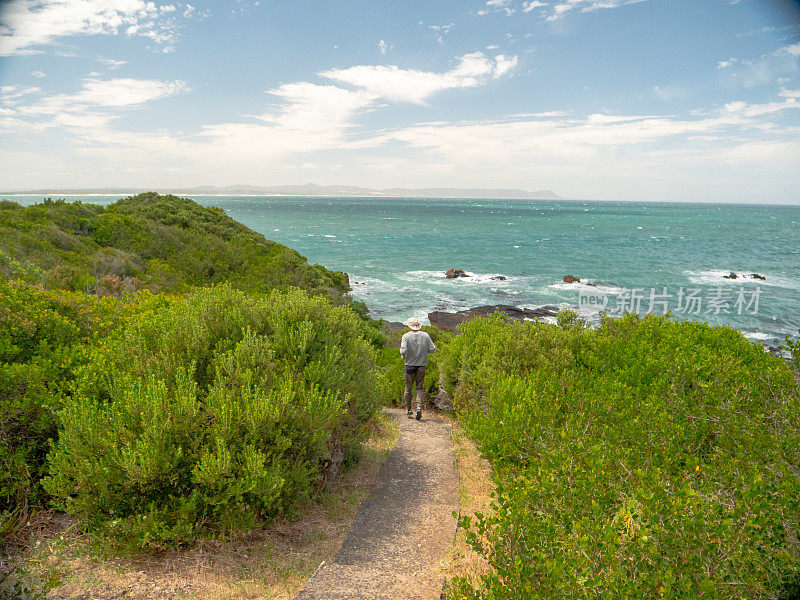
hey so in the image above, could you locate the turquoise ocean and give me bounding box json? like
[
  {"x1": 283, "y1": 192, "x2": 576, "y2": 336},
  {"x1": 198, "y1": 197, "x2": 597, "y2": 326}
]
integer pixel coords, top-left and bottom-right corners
[{"x1": 8, "y1": 195, "x2": 800, "y2": 348}]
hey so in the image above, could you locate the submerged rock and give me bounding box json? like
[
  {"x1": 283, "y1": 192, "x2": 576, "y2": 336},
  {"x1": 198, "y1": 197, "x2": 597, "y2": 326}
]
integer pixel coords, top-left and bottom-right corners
[
  {"x1": 751, "y1": 273, "x2": 766, "y2": 280},
  {"x1": 491, "y1": 275, "x2": 507, "y2": 281},
  {"x1": 428, "y1": 304, "x2": 559, "y2": 333},
  {"x1": 445, "y1": 268, "x2": 469, "y2": 279},
  {"x1": 563, "y1": 275, "x2": 581, "y2": 283}
]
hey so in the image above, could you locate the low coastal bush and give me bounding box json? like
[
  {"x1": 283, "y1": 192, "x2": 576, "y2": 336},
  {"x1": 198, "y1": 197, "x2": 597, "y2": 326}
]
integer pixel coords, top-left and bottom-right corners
[
  {"x1": 0, "y1": 194, "x2": 353, "y2": 301},
  {"x1": 443, "y1": 311, "x2": 800, "y2": 600},
  {"x1": 44, "y1": 285, "x2": 385, "y2": 550},
  {"x1": 0, "y1": 280, "x2": 152, "y2": 534},
  {"x1": 787, "y1": 330, "x2": 800, "y2": 369}
]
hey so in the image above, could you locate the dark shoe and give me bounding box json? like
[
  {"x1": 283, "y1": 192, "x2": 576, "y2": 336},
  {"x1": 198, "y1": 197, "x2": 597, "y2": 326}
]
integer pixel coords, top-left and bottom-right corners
[
  {"x1": 407, "y1": 410, "x2": 414, "y2": 419},
  {"x1": 415, "y1": 409, "x2": 422, "y2": 421}
]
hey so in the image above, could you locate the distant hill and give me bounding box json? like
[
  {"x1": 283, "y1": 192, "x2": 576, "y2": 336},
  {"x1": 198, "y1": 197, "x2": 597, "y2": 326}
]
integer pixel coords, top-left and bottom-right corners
[
  {"x1": 2, "y1": 183, "x2": 561, "y2": 200},
  {"x1": 0, "y1": 192, "x2": 352, "y2": 301}
]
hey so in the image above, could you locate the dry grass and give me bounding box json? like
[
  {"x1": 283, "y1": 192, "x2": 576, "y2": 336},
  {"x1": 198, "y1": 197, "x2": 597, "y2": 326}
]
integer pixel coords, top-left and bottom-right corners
[
  {"x1": 2, "y1": 412, "x2": 400, "y2": 600},
  {"x1": 437, "y1": 416, "x2": 495, "y2": 592}
]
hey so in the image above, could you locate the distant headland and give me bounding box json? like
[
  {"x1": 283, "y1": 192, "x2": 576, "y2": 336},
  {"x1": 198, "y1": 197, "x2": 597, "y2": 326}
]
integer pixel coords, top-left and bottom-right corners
[{"x1": 0, "y1": 183, "x2": 561, "y2": 200}]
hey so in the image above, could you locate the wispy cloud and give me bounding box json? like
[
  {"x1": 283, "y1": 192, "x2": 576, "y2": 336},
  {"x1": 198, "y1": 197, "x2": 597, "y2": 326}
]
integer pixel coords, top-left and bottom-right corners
[
  {"x1": 427, "y1": 23, "x2": 453, "y2": 44},
  {"x1": 2, "y1": 78, "x2": 188, "y2": 134},
  {"x1": 475, "y1": 0, "x2": 646, "y2": 21},
  {"x1": 546, "y1": 0, "x2": 646, "y2": 21},
  {"x1": 321, "y1": 52, "x2": 518, "y2": 104},
  {"x1": 479, "y1": 0, "x2": 516, "y2": 16},
  {"x1": 97, "y1": 57, "x2": 127, "y2": 70},
  {"x1": 717, "y1": 41, "x2": 800, "y2": 88},
  {"x1": 0, "y1": 0, "x2": 190, "y2": 56},
  {"x1": 522, "y1": 1, "x2": 548, "y2": 12}
]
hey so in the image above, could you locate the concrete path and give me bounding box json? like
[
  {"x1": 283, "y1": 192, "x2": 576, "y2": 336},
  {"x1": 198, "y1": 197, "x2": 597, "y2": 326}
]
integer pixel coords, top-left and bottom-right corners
[{"x1": 294, "y1": 407, "x2": 459, "y2": 600}]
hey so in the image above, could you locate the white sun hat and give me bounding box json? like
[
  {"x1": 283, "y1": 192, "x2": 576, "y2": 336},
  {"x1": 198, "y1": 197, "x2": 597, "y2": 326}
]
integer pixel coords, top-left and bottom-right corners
[{"x1": 404, "y1": 317, "x2": 422, "y2": 330}]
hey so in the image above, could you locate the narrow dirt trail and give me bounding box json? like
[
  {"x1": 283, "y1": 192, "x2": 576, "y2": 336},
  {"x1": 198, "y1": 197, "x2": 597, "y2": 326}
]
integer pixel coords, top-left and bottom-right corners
[{"x1": 293, "y1": 407, "x2": 459, "y2": 600}]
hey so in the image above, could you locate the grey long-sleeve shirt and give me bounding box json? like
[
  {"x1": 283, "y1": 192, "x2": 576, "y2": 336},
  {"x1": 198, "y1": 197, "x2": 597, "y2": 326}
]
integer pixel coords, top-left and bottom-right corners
[{"x1": 400, "y1": 330, "x2": 436, "y2": 366}]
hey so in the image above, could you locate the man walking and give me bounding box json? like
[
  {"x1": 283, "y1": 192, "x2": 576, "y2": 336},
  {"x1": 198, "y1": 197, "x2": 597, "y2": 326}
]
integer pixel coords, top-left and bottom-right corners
[{"x1": 400, "y1": 317, "x2": 436, "y2": 420}]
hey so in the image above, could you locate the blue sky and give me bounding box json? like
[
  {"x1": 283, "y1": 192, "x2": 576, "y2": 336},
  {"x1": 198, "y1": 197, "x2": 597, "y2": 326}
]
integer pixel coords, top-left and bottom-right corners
[{"x1": 0, "y1": 0, "x2": 799, "y2": 202}]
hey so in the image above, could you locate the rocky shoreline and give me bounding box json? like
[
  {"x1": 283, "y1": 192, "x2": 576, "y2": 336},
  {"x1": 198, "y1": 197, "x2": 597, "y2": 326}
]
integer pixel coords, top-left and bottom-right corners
[
  {"x1": 380, "y1": 303, "x2": 790, "y2": 360},
  {"x1": 428, "y1": 304, "x2": 559, "y2": 333},
  {"x1": 370, "y1": 268, "x2": 790, "y2": 359}
]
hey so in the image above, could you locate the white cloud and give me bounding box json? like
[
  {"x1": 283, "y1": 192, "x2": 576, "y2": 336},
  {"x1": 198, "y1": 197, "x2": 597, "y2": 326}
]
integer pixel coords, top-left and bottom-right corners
[
  {"x1": 0, "y1": 85, "x2": 41, "y2": 107},
  {"x1": 523, "y1": 1, "x2": 547, "y2": 11},
  {"x1": 717, "y1": 41, "x2": 800, "y2": 87},
  {"x1": 362, "y1": 95, "x2": 800, "y2": 174},
  {"x1": 97, "y1": 57, "x2": 127, "y2": 69},
  {"x1": 30, "y1": 70, "x2": 46, "y2": 78},
  {"x1": 197, "y1": 83, "x2": 377, "y2": 156},
  {"x1": 1, "y1": 78, "x2": 187, "y2": 135},
  {"x1": 779, "y1": 88, "x2": 800, "y2": 99},
  {"x1": 427, "y1": 23, "x2": 453, "y2": 44},
  {"x1": 780, "y1": 42, "x2": 800, "y2": 57},
  {"x1": 321, "y1": 52, "x2": 518, "y2": 104},
  {"x1": 546, "y1": 0, "x2": 646, "y2": 21},
  {"x1": 20, "y1": 78, "x2": 189, "y2": 116},
  {"x1": 720, "y1": 97, "x2": 798, "y2": 118},
  {"x1": 483, "y1": 0, "x2": 516, "y2": 15},
  {"x1": 0, "y1": 0, "x2": 187, "y2": 56},
  {"x1": 378, "y1": 39, "x2": 391, "y2": 55}
]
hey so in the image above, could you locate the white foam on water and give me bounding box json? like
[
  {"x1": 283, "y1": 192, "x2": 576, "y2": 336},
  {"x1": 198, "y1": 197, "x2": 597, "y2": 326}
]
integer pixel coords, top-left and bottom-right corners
[
  {"x1": 348, "y1": 276, "x2": 417, "y2": 295},
  {"x1": 684, "y1": 269, "x2": 800, "y2": 290},
  {"x1": 460, "y1": 271, "x2": 519, "y2": 284},
  {"x1": 401, "y1": 270, "x2": 447, "y2": 281},
  {"x1": 741, "y1": 331, "x2": 776, "y2": 341},
  {"x1": 324, "y1": 234, "x2": 336, "y2": 238},
  {"x1": 399, "y1": 270, "x2": 517, "y2": 285},
  {"x1": 548, "y1": 280, "x2": 623, "y2": 295}
]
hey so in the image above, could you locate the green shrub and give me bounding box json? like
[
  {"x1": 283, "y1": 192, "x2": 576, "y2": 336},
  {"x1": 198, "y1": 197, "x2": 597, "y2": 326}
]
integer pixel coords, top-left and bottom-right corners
[
  {"x1": 0, "y1": 281, "x2": 145, "y2": 532},
  {"x1": 444, "y1": 311, "x2": 800, "y2": 600},
  {"x1": 787, "y1": 330, "x2": 800, "y2": 368},
  {"x1": 0, "y1": 193, "x2": 353, "y2": 302},
  {"x1": 45, "y1": 285, "x2": 384, "y2": 550}
]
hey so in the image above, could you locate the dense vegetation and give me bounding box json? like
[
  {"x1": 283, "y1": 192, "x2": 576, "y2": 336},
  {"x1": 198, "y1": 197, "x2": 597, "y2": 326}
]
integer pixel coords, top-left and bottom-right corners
[
  {"x1": 0, "y1": 194, "x2": 380, "y2": 550},
  {"x1": 0, "y1": 193, "x2": 353, "y2": 302},
  {"x1": 441, "y1": 312, "x2": 800, "y2": 600},
  {"x1": 0, "y1": 280, "x2": 164, "y2": 528},
  {"x1": 44, "y1": 285, "x2": 386, "y2": 550}
]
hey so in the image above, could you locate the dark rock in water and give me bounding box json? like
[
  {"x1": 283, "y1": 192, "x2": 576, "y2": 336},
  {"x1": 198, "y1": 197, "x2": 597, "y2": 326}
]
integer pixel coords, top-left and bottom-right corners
[
  {"x1": 491, "y1": 275, "x2": 507, "y2": 281},
  {"x1": 446, "y1": 268, "x2": 469, "y2": 279},
  {"x1": 428, "y1": 304, "x2": 559, "y2": 333},
  {"x1": 751, "y1": 273, "x2": 766, "y2": 281},
  {"x1": 586, "y1": 282, "x2": 597, "y2": 287},
  {"x1": 723, "y1": 271, "x2": 738, "y2": 279},
  {"x1": 563, "y1": 275, "x2": 581, "y2": 283}
]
